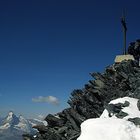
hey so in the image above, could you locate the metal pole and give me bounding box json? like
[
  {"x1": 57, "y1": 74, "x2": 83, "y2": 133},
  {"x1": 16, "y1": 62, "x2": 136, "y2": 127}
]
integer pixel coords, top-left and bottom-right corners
[
  {"x1": 124, "y1": 26, "x2": 127, "y2": 55},
  {"x1": 121, "y1": 11, "x2": 127, "y2": 55}
]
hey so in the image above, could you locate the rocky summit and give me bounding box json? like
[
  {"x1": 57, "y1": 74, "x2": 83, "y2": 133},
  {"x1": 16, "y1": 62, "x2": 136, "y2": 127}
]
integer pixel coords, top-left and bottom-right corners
[{"x1": 24, "y1": 39, "x2": 140, "y2": 140}]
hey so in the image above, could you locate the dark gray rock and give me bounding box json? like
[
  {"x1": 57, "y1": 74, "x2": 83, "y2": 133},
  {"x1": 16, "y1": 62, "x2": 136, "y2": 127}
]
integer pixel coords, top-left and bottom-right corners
[
  {"x1": 128, "y1": 117, "x2": 140, "y2": 126},
  {"x1": 123, "y1": 101, "x2": 130, "y2": 107},
  {"x1": 105, "y1": 103, "x2": 122, "y2": 116},
  {"x1": 33, "y1": 125, "x2": 48, "y2": 134},
  {"x1": 128, "y1": 39, "x2": 140, "y2": 62},
  {"x1": 115, "y1": 111, "x2": 128, "y2": 119},
  {"x1": 23, "y1": 134, "x2": 33, "y2": 140},
  {"x1": 104, "y1": 101, "x2": 129, "y2": 118},
  {"x1": 45, "y1": 114, "x2": 65, "y2": 127},
  {"x1": 137, "y1": 99, "x2": 140, "y2": 111}
]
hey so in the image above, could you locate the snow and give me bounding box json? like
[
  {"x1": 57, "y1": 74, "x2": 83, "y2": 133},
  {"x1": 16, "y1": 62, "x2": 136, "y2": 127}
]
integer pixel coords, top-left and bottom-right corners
[
  {"x1": 77, "y1": 118, "x2": 140, "y2": 140},
  {"x1": 0, "y1": 111, "x2": 47, "y2": 139},
  {"x1": 0, "y1": 111, "x2": 36, "y2": 138},
  {"x1": 29, "y1": 118, "x2": 48, "y2": 127},
  {"x1": 33, "y1": 118, "x2": 47, "y2": 126},
  {"x1": 14, "y1": 121, "x2": 32, "y2": 133},
  {"x1": 33, "y1": 135, "x2": 37, "y2": 138},
  {"x1": 4, "y1": 111, "x2": 16, "y2": 124},
  {"x1": 77, "y1": 97, "x2": 140, "y2": 140},
  {"x1": 7, "y1": 111, "x2": 14, "y2": 119},
  {"x1": 0, "y1": 123, "x2": 10, "y2": 129}
]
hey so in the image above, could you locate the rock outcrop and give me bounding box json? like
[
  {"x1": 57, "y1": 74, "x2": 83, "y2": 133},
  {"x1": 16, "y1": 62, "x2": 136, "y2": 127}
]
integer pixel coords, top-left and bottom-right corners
[
  {"x1": 24, "y1": 39, "x2": 140, "y2": 140},
  {"x1": 128, "y1": 39, "x2": 140, "y2": 62}
]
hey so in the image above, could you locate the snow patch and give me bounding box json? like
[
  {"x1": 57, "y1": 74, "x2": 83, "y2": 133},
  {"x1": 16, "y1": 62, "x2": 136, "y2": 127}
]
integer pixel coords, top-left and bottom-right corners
[
  {"x1": 77, "y1": 118, "x2": 140, "y2": 140},
  {"x1": 78, "y1": 97, "x2": 140, "y2": 140}
]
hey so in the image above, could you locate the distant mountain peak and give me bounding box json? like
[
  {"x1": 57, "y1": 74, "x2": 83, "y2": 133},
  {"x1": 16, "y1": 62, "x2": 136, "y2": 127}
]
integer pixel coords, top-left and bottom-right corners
[
  {"x1": 8, "y1": 111, "x2": 14, "y2": 116},
  {"x1": 2, "y1": 111, "x2": 19, "y2": 126},
  {"x1": 0, "y1": 112, "x2": 47, "y2": 140},
  {"x1": 7, "y1": 111, "x2": 15, "y2": 119}
]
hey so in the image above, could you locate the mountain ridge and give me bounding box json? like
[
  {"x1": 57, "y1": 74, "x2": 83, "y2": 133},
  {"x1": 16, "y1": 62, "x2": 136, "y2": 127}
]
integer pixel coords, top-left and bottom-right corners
[
  {"x1": 23, "y1": 39, "x2": 140, "y2": 140},
  {"x1": 0, "y1": 111, "x2": 46, "y2": 140}
]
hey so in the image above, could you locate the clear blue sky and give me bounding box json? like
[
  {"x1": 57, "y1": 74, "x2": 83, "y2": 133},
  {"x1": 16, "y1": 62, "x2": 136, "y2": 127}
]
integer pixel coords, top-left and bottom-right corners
[{"x1": 0, "y1": 0, "x2": 140, "y2": 118}]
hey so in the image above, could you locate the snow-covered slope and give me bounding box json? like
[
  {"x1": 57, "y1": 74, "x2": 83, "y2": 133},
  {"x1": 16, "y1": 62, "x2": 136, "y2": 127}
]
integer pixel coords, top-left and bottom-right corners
[
  {"x1": 77, "y1": 118, "x2": 140, "y2": 140},
  {"x1": 78, "y1": 97, "x2": 140, "y2": 140},
  {"x1": 0, "y1": 111, "x2": 19, "y2": 130}
]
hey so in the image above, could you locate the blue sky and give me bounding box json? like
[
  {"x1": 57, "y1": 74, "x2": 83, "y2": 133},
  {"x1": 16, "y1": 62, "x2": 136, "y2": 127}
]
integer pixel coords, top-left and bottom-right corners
[{"x1": 0, "y1": 0, "x2": 140, "y2": 118}]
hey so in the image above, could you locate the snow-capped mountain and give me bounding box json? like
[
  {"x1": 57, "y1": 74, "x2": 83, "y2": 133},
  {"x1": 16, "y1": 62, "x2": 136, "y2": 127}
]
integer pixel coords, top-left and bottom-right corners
[
  {"x1": 0, "y1": 111, "x2": 37, "y2": 140},
  {"x1": 0, "y1": 111, "x2": 33, "y2": 133}
]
